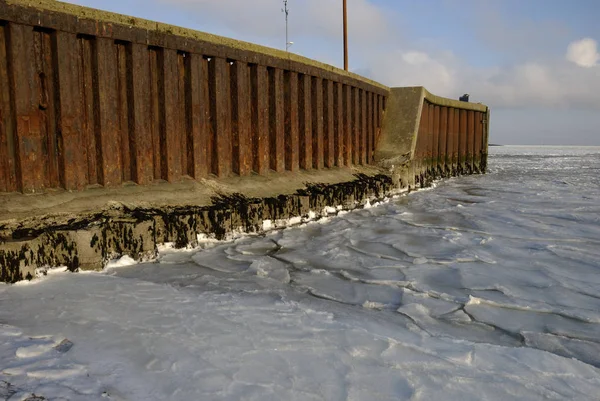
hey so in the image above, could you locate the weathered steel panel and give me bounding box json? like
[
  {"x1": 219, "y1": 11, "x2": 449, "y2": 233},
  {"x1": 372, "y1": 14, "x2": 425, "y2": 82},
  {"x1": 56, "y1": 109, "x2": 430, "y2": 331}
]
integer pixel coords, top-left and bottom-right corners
[
  {"x1": 116, "y1": 39, "x2": 131, "y2": 181},
  {"x1": 425, "y1": 102, "x2": 434, "y2": 172},
  {"x1": 458, "y1": 109, "x2": 467, "y2": 173},
  {"x1": 367, "y1": 91, "x2": 374, "y2": 164},
  {"x1": 298, "y1": 73, "x2": 312, "y2": 170},
  {"x1": 334, "y1": 81, "x2": 343, "y2": 167},
  {"x1": 80, "y1": 35, "x2": 101, "y2": 186},
  {"x1": 178, "y1": 51, "x2": 190, "y2": 177},
  {"x1": 432, "y1": 105, "x2": 440, "y2": 173},
  {"x1": 311, "y1": 76, "x2": 324, "y2": 169},
  {"x1": 343, "y1": 84, "x2": 352, "y2": 166},
  {"x1": 129, "y1": 43, "x2": 154, "y2": 184},
  {"x1": 365, "y1": 91, "x2": 371, "y2": 165},
  {"x1": 268, "y1": 67, "x2": 285, "y2": 172},
  {"x1": 209, "y1": 57, "x2": 232, "y2": 177},
  {"x1": 360, "y1": 89, "x2": 367, "y2": 165},
  {"x1": 352, "y1": 87, "x2": 359, "y2": 165},
  {"x1": 474, "y1": 111, "x2": 483, "y2": 172},
  {"x1": 116, "y1": 39, "x2": 131, "y2": 185},
  {"x1": 96, "y1": 37, "x2": 123, "y2": 186},
  {"x1": 453, "y1": 108, "x2": 460, "y2": 173},
  {"x1": 8, "y1": 24, "x2": 44, "y2": 192},
  {"x1": 188, "y1": 54, "x2": 210, "y2": 178},
  {"x1": 323, "y1": 79, "x2": 334, "y2": 168},
  {"x1": 35, "y1": 27, "x2": 60, "y2": 189},
  {"x1": 439, "y1": 106, "x2": 448, "y2": 174},
  {"x1": 467, "y1": 110, "x2": 475, "y2": 173},
  {"x1": 250, "y1": 64, "x2": 269, "y2": 174},
  {"x1": 446, "y1": 106, "x2": 455, "y2": 174},
  {"x1": 162, "y1": 48, "x2": 182, "y2": 182},
  {"x1": 56, "y1": 30, "x2": 88, "y2": 190},
  {"x1": 284, "y1": 70, "x2": 299, "y2": 172},
  {"x1": 0, "y1": 22, "x2": 18, "y2": 192},
  {"x1": 372, "y1": 93, "x2": 378, "y2": 160},
  {"x1": 483, "y1": 108, "x2": 490, "y2": 172},
  {"x1": 231, "y1": 60, "x2": 252, "y2": 176},
  {"x1": 148, "y1": 46, "x2": 163, "y2": 180},
  {"x1": 375, "y1": 94, "x2": 382, "y2": 145}
]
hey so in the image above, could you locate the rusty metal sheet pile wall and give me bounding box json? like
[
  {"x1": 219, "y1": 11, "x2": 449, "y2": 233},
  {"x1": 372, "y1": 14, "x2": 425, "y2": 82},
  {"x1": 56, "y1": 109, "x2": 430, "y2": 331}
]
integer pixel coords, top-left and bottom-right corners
[
  {"x1": 0, "y1": 1, "x2": 387, "y2": 194},
  {"x1": 412, "y1": 98, "x2": 488, "y2": 186}
]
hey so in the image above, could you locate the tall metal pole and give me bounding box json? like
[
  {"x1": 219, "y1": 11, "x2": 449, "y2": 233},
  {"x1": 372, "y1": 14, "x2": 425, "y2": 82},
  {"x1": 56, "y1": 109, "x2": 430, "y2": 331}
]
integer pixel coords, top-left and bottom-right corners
[{"x1": 343, "y1": 0, "x2": 348, "y2": 70}]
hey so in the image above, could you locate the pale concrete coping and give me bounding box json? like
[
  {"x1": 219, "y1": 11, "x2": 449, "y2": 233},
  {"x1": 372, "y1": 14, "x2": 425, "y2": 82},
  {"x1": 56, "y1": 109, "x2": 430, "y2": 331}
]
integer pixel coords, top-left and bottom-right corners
[
  {"x1": 6, "y1": 0, "x2": 388, "y2": 92},
  {"x1": 423, "y1": 87, "x2": 488, "y2": 112},
  {"x1": 375, "y1": 86, "x2": 489, "y2": 166}
]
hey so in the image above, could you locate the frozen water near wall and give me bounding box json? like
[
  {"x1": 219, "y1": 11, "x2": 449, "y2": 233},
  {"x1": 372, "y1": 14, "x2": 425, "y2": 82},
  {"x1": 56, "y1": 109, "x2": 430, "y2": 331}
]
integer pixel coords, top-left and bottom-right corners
[{"x1": 1, "y1": 146, "x2": 600, "y2": 400}]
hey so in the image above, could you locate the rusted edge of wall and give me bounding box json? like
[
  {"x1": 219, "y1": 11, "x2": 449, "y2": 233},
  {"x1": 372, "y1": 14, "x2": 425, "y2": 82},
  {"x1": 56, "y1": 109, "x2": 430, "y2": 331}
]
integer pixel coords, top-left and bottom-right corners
[
  {"x1": 376, "y1": 87, "x2": 489, "y2": 163},
  {"x1": 374, "y1": 86, "x2": 490, "y2": 192},
  {"x1": 1, "y1": 0, "x2": 388, "y2": 94},
  {"x1": 0, "y1": 172, "x2": 401, "y2": 283}
]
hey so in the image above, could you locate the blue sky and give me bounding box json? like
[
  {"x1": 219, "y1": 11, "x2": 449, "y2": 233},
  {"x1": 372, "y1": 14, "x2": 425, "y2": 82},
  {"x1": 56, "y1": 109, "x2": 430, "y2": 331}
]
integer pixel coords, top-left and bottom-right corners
[{"x1": 65, "y1": 0, "x2": 600, "y2": 145}]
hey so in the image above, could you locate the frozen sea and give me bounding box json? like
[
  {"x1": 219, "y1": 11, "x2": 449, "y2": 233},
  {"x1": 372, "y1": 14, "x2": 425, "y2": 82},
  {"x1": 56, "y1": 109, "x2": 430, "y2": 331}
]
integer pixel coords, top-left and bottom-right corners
[{"x1": 1, "y1": 146, "x2": 600, "y2": 400}]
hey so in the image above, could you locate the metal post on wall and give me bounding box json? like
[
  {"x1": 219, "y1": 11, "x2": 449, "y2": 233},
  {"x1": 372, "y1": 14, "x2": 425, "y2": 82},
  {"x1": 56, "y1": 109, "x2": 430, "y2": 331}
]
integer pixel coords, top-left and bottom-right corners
[
  {"x1": 343, "y1": 0, "x2": 348, "y2": 70},
  {"x1": 283, "y1": 0, "x2": 293, "y2": 51}
]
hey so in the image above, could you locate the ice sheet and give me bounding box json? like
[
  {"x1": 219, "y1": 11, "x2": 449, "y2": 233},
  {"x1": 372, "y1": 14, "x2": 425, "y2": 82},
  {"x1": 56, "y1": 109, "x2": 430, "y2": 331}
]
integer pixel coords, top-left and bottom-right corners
[{"x1": 1, "y1": 146, "x2": 600, "y2": 400}]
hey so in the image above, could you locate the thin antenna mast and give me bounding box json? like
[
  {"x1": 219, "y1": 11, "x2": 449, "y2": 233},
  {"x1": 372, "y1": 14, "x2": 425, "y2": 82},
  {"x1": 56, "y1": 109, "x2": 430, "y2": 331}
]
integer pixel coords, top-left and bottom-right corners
[{"x1": 282, "y1": 0, "x2": 293, "y2": 51}]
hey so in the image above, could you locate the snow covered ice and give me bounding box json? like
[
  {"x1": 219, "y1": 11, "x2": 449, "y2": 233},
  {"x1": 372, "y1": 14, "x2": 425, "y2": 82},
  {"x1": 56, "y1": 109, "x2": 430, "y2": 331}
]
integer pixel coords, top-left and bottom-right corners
[{"x1": 2, "y1": 146, "x2": 600, "y2": 400}]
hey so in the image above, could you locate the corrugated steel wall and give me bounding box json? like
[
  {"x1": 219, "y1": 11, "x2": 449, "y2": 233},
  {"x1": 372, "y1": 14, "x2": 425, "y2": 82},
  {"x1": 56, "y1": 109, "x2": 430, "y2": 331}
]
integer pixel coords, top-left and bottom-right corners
[
  {"x1": 0, "y1": 3, "x2": 387, "y2": 194},
  {"x1": 413, "y1": 100, "x2": 488, "y2": 181}
]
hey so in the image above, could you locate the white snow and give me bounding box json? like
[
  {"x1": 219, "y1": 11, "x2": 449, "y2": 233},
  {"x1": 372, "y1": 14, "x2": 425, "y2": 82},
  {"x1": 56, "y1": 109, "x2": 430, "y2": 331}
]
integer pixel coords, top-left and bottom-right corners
[{"x1": 105, "y1": 255, "x2": 138, "y2": 269}]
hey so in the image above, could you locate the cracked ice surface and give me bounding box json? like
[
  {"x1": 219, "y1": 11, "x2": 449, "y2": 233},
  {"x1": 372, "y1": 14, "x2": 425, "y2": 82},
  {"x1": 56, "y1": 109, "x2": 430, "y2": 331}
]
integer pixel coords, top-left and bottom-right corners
[{"x1": 1, "y1": 146, "x2": 600, "y2": 400}]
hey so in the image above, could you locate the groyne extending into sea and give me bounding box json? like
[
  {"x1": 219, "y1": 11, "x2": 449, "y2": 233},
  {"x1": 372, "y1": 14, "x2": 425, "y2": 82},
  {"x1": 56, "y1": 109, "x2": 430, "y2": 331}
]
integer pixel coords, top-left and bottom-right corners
[{"x1": 0, "y1": 0, "x2": 489, "y2": 282}]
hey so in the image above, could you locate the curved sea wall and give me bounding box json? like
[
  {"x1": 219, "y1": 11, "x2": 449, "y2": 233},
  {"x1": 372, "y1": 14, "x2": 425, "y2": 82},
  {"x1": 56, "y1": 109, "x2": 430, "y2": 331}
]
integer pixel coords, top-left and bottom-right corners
[
  {"x1": 0, "y1": 0, "x2": 489, "y2": 282},
  {"x1": 375, "y1": 87, "x2": 489, "y2": 188}
]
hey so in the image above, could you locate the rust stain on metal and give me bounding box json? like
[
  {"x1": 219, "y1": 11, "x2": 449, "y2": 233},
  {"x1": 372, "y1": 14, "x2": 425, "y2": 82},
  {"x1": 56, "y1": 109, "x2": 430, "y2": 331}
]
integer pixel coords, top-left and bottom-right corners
[
  {"x1": 352, "y1": 87, "x2": 359, "y2": 165},
  {"x1": 323, "y1": 79, "x2": 334, "y2": 168},
  {"x1": 474, "y1": 111, "x2": 483, "y2": 172},
  {"x1": 284, "y1": 70, "x2": 299, "y2": 172},
  {"x1": 467, "y1": 110, "x2": 475, "y2": 174},
  {"x1": 298, "y1": 73, "x2": 312, "y2": 170},
  {"x1": 439, "y1": 106, "x2": 448, "y2": 174},
  {"x1": 446, "y1": 106, "x2": 455, "y2": 174},
  {"x1": 343, "y1": 84, "x2": 351, "y2": 166},
  {"x1": 458, "y1": 109, "x2": 468, "y2": 173},
  {"x1": 268, "y1": 67, "x2": 285, "y2": 173},
  {"x1": 250, "y1": 64, "x2": 269, "y2": 175},
  {"x1": 333, "y1": 81, "x2": 343, "y2": 167},
  {"x1": 311, "y1": 76, "x2": 324, "y2": 170}
]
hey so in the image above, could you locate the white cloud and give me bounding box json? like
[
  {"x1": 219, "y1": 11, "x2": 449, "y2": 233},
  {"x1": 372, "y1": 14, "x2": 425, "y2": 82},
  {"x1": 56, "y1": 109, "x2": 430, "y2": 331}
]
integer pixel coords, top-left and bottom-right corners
[
  {"x1": 566, "y1": 38, "x2": 600, "y2": 68},
  {"x1": 363, "y1": 47, "x2": 600, "y2": 109}
]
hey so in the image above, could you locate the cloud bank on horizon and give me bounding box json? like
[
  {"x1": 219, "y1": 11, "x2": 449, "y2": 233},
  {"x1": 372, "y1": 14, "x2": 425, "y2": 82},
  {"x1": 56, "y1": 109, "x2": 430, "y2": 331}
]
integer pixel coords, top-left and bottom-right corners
[{"x1": 65, "y1": 0, "x2": 600, "y2": 145}]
